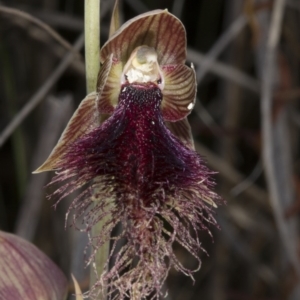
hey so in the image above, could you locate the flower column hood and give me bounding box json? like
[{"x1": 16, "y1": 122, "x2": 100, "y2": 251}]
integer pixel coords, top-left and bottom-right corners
[{"x1": 97, "y1": 9, "x2": 196, "y2": 123}]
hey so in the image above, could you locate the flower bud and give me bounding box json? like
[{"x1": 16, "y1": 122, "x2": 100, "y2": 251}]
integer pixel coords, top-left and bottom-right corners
[{"x1": 0, "y1": 231, "x2": 68, "y2": 300}]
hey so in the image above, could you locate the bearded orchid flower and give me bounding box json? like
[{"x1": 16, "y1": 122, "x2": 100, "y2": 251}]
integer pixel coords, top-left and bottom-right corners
[{"x1": 34, "y1": 7, "x2": 221, "y2": 300}]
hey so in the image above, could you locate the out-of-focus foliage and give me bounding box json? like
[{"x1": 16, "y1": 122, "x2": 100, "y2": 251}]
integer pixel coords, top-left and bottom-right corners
[{"x1": 0, "y1": 0, "x2": 300, "y2": 299}]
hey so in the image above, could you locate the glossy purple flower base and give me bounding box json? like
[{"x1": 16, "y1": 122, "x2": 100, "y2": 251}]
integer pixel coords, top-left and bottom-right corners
[{"x1": 51, "y1": 83, "x2": 220, "y2": 299}]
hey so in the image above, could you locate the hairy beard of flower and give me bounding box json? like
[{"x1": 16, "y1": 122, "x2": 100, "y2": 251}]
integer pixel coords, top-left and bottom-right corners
[{"x1": 50, "y1": 82, "x2": 220, "y2": 299}]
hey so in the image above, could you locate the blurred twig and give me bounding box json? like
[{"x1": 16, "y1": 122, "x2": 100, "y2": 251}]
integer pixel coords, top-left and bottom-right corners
[
  {"x1": 0, "y1": 33, "x2": 84, "y2": 148},
  {"x1": 196, "y1": 15, "x2": 247, "y2": 84},
  {"x1": 193, "y1": 98, "x2": 222, "y2": 137},
  {"x1": 194, "y1": 141, "x2": 268, "y2": 207},
  {"x1": 188, "y1": 49, "x2": 260, "y2": 93},
  {"x1": 24, "y1": 8, "x2": 84, "y2": 31},
  {"x1": 219, "y1": 215, "x2": 277, "y2": 285},
  {"x1": 13, "y1": 1, "x2": 113, "y2": 32},
  {"x1": 171, "y1": 0, "x2": 185, "y2": 18},
  {"x1": 1, "y1": 41, "x2": 28, "y2": 198},
  {"x1": 261, "y1": 0, "x2": 300, "y2": 279},
  {"x1": 230, "y1": 161, "x2": 262, "y2": 197},
  {"x1": 15, "y1": 95, "x2": 73, "y2": 240},
  {"x1": 0, "y1": 5, "x2": 81, "y2": 58},
  {"x1": 4, "y1": 16, "x2": 85, "y2": 75},
  {"x1": 27, "y1": 29, "x2": 85, "y2": 75},
  {"x1": 287, "y1": 0, "x2": 300, "y2": 11},
  {"x1": 124, "y1": 0, "x2": 148, "y2": 13}
]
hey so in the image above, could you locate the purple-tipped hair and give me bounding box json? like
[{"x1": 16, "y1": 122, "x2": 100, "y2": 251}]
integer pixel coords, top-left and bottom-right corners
[{"x1": 50, "y1": 83, "x2": 220, "y2": 299}]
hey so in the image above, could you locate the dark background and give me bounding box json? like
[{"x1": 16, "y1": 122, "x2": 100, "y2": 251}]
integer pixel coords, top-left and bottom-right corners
[{"x1": 1, "y1": 0, "x2": 300, "y2": 299}]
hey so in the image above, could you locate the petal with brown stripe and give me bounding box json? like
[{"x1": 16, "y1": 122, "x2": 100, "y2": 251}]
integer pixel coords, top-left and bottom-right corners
[
  {"x1": 101, "y1": 10, "x2": 186, "y2": 66},
  {"x1": 161, "y1": 64, "x2": 196, "y2": 121},
  {"x1": 166, "y1": 117, "x2": 195, "y2": 149},
  {"x1": 0, "y1": 231, "x2": 68, "y2": 300},
  {"x1": 33, "y1": 92, "x2": 98, "y2": 173},
  {"x1": 96, "y1": 54, "x2": 122, "y2": 114}
]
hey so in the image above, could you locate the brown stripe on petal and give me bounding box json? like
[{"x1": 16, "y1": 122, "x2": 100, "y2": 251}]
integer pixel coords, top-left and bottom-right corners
[
  {"x1": 166, "y1": 117, "x2": 195, "y2": 149},
  {"x1": 97, "y1": 54, "x2": 113, "y2": 96},
  {"x1": 0, "y1": 231, "x2": 68, "y2": 300},
  {"x1": 161, "y1": 64, "x2": 196, "y2": 121},
  {"x1": 97, "y1": 54, "x2": 122, "y2": 114},
  {"x1": 101, "y1": 10, "x2": 186, "y2": 66},
  {"x1": 33, "y1": 93, "x2": 98, "y2": 173}
]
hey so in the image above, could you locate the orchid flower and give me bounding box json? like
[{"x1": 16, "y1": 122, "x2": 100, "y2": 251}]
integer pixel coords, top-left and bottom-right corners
[{"x1": 34, "y1": 7, "x2": 221, "y2": 300}]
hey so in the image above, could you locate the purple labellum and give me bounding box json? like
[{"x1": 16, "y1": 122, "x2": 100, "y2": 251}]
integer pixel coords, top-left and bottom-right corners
[
  {"x1": 56, "y1": 83, "x2": 216, "y2": 214},
  {"x1": 50, "y1": 82, "x2": 220, "y2": 299}
]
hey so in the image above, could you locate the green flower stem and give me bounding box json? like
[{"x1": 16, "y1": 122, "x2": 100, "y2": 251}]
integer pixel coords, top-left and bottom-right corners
[
  {"x1": 84, "y1": 0, "x2": 109, "y2": 297},
  {"x1": 85, "y1": 0, "x2": 100, "y2": 94}
]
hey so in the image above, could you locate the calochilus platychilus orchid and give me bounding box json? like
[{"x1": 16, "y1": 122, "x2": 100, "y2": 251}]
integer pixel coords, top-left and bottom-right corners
[{"x1": 34, "y1": 4, "x2": 222, "y2": 300}]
